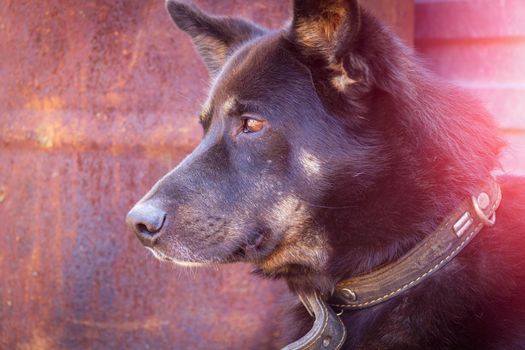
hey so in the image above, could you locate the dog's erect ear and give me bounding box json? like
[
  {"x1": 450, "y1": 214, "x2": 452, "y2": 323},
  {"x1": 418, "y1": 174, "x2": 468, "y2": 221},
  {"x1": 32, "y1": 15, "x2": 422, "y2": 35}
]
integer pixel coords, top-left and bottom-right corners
[
  {"x1": 166, "y1": 0, "x2": 266, "y2": 76},
  {"x1": 290, "y1": 0, "x2": 362, "y2": 93},
  {"x1": 291, "y1": 0, "x2": 361, "y2": 64}
]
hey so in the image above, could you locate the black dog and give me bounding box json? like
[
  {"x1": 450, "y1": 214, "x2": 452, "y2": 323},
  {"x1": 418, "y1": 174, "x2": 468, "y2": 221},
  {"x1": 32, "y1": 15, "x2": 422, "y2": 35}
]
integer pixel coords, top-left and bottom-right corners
[{"x1": 127, "y1": 1, "x2": 525, "y2": 348}]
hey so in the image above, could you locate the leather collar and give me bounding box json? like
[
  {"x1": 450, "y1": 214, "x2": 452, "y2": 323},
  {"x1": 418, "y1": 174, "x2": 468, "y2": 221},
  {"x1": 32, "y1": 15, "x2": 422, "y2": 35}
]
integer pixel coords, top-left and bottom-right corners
[
  {"x1": 282, "y1": 292, "x2": 347, "y2": 350},
  {"x1": 285, "y1": 178, "x2": 502, "y2": 350},
  {"x1": 330, "y1": 178, "x2": 501, "y2": 310}
]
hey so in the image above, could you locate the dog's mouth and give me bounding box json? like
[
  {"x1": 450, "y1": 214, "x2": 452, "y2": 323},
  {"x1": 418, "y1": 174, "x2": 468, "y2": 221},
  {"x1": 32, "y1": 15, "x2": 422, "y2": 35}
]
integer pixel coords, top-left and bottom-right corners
[
  {"x1": 227, "y1": 229, "x2": 274, "y2": 262},
  {"x1": 146, "y1": 228, "x2": 276, "y2": 267}
]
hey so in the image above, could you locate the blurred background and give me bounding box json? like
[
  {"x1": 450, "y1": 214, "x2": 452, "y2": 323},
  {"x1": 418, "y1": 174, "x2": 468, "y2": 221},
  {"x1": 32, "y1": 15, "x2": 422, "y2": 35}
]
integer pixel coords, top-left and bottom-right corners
[{"x1": 0, "y1": 0, "x2": 523, "y2": 349}]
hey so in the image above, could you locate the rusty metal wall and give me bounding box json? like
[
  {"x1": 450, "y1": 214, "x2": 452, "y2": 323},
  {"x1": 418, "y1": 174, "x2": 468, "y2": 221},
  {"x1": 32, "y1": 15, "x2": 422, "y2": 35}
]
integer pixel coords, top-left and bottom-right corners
[{"x1": 0, "y1": 1, "x2": 413, "y2": 349}]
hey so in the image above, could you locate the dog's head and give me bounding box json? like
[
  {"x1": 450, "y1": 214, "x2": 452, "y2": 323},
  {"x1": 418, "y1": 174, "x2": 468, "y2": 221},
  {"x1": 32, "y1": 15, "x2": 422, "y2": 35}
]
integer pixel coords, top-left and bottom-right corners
[{"x1": 129, "y1": 0, "x2": 497, "y2": 290}]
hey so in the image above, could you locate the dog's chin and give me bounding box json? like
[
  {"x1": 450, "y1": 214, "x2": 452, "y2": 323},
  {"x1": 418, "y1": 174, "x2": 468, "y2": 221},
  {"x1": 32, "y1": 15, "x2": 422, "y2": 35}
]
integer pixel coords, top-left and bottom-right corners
[{"x1": 146, "y1": 247, "x2": 210, "y2": 267}]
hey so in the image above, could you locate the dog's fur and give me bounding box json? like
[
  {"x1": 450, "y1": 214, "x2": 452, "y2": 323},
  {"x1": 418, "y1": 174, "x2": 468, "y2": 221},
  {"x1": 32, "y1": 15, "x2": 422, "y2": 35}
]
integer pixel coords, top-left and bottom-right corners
[{"x1": 129, "y1": 1, "x2": 525, "y2": 348}]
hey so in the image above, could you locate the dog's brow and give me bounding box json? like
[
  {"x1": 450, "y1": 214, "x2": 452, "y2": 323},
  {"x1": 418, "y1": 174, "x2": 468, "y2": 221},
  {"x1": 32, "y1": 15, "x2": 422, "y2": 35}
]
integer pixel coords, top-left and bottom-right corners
[
  {"x1": 199, "y1": 113, "x2": 210, "y2": 125},
  {"x1": 199, "y1": 102, "x2": 213, "y2": 126},
  {"x1": 222, "y1": 96, "x2": 238, "y2": 115},
  {"x1": 201, "y1": 101, "x2": 212, "y2": 117}
]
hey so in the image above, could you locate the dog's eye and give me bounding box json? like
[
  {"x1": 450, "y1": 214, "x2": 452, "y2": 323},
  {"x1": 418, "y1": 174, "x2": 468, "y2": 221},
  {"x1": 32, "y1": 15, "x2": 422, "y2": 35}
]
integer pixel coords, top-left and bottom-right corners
[{"x1": 241, "y1": 117, "x2": 264, "y2": 133}]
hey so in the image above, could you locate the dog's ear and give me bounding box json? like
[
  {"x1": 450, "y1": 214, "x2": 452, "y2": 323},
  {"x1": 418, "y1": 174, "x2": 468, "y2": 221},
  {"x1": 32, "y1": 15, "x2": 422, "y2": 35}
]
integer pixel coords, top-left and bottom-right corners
[
  {"x1": 291, "y1": 0, "x2": 362, "y2": 92},
  {"x1": 292, "y1": 0, "x2": 361, "y2": 62},
  {"x1": 166, "y1": 0, "x2": 265, "y2": 76}
]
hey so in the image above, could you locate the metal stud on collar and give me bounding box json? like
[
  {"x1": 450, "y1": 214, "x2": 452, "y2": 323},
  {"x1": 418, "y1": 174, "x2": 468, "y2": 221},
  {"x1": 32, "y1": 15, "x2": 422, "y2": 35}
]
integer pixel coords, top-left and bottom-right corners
[
  {"x1": 472, "y1": 192, "x2": 496, "y2": 226},
  {"x1": 340, "y1": 288, "x2": 357, "y2": 302}
]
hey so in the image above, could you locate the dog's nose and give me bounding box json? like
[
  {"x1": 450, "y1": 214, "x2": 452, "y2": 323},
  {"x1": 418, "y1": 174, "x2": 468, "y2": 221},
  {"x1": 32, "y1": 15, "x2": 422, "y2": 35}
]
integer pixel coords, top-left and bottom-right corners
[{"x1": 126, "y1": 203, "x2": 166, "y2": 247}]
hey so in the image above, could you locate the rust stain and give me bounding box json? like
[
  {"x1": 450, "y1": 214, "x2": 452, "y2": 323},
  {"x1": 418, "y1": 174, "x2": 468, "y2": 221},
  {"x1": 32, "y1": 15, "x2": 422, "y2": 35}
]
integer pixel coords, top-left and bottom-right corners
[
  {"x1": 0, "y1": 186, "x2": 6, "y2": 203},
  {"x1": 24, "y1": 96, "x2": 64, "y2": 113},
  {"x1": 35, "y1": 126, "x2": 56, "y2": 149},
  {"x1": 16, "y1": 330, "x2": 54, "y2": 350},
  {"x1": 104, "y1": 91, "x2": 122, "y2": 105},
  {"x1": 67, "y1": 317, "x2": 169, "y2": 332}
]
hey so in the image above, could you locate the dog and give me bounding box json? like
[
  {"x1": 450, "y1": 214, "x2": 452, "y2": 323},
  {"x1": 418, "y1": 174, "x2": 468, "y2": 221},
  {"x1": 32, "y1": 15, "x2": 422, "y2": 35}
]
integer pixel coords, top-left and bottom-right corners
[{"x1": 127, "y1": 0, "x2": 525, "y2": 348}]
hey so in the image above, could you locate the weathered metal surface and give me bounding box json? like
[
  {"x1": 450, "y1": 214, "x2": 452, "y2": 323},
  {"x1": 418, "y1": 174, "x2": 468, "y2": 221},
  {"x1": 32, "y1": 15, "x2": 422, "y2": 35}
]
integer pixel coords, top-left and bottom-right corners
[{"x1": 0, "y1": 1, "x2": 413, "y2": 349}]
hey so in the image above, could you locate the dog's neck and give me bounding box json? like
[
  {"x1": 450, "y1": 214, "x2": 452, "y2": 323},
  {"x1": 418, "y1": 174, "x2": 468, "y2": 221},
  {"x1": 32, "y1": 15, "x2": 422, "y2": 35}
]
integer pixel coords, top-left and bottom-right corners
[
  {"x1": 290, "y1": 156, "x2": 493, "y2": 294},
  {"x1": 329, "y1": 178, "x2": 500, "y2": 309},
  {"x1": 282, "y1": 177, "x2": 501, "y2": 350},
  {"x1": 274, "y1": 178, "x2": 457, "y2": 293},
  {"x1": 328, "y1": 173, "x2": 455, "y2": 281}
]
